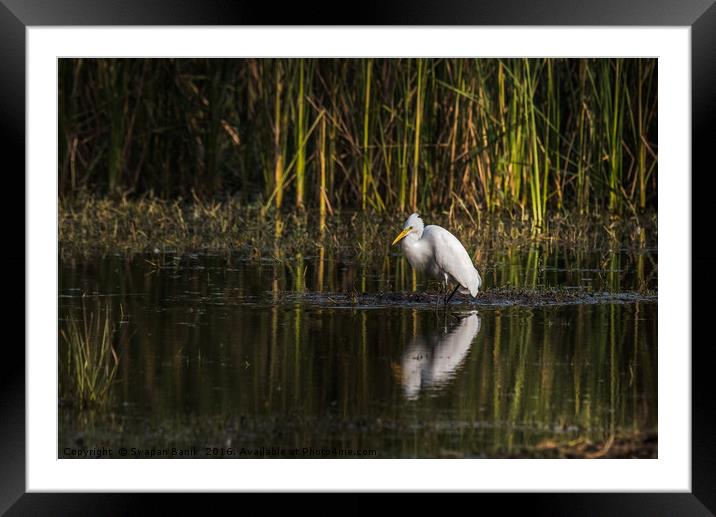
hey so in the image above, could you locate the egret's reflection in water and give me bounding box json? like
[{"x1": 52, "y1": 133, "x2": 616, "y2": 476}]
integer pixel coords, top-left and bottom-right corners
[{"x1": 399, "y1": 312, "x2": 481, "y2": 399}]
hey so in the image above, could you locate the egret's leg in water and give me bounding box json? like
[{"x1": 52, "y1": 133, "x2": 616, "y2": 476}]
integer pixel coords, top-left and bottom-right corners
[
  {"x1": 439, "y1": 282, "x2": 448, "y2": 308},
  {"x1": 441, "y1": 275, "x2": 448, "y2": 304},
  {"x1": 445, "y1": 283, "x2": 460, "y2": 306}
]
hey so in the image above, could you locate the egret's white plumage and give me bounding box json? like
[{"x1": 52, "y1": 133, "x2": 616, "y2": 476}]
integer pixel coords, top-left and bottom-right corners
[{"x1": 392, "y1": 213, "x2": 481, "y2": 301}]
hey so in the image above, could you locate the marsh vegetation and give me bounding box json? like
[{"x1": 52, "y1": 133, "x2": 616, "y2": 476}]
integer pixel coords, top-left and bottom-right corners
[{"x1": 59, "y1": 58, "x2": 656, "y2": 222}]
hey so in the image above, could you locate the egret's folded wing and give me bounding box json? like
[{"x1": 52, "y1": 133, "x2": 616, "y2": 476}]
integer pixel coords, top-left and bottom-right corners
[{"x1": 429, "y1": 226, "x2": 480, "y2": 296}]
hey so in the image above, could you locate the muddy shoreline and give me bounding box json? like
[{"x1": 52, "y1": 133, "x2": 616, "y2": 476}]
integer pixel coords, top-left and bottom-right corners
[{"x1": 277, "y1": 288, "x2": 657, "y2": 308}]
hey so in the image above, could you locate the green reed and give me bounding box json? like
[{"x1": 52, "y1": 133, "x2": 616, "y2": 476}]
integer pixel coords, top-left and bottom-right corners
[
  {"x1": 60, "y1": 299, "x2": 121, "y2": 407},
  {"x1": 58, "y1": 58, "x2": 657, "y2": 224}
]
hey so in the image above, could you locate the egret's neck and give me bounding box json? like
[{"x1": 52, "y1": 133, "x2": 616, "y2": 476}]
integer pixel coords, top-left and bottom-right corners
[
  {"x1": 400, "y1": 231, "x2": 420, "y2": 248},
  {"x1": 400, "y1": 232, "x2": 430, "y2": 268}
]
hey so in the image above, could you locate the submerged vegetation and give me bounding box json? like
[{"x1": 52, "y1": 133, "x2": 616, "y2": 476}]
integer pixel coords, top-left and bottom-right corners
[
  {"x1": 59, "y1": 58, "x2": 657, "y2": 225},
  {"x1": 60, "y1": 299, "x2": 126, "y2": 407}
]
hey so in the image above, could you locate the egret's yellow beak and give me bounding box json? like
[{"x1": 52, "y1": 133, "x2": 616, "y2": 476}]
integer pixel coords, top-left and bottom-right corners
[{"x1": 391, "y1": 226, "x2": 413, "y2": 246}]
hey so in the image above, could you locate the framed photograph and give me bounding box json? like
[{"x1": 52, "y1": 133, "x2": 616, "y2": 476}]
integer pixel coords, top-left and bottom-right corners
[{"x1": 5, "y1": 0, "x2": 714, "y2": 511}]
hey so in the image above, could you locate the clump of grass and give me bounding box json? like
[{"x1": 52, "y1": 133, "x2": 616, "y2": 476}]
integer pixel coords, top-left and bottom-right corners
[{"x1": 60, "y1": 299, "x2": 121, "y2": 408}]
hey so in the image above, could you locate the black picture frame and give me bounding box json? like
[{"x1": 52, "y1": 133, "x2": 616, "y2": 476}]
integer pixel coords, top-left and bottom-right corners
[{"x1": 3, "y1": 0, "x2": 714, "y2": 513}]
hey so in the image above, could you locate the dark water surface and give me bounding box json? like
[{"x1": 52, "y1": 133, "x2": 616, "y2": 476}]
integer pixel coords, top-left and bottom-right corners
[{"x1": 59, "y1": 250, "x2": 657, "y2": 458}]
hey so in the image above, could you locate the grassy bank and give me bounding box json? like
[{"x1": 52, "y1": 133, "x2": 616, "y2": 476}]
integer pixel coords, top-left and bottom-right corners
[
  {"x1": 59, "y1": 195, "x2": 656, "y2": 258},
  {"x1": 59, "y1": 58, "x2": 657, "y2": 224}
]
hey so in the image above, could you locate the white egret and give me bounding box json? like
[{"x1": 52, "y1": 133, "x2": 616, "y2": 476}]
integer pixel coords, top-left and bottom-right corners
[{"x1": 391, "y1": 213, "x2": 482, "y2": 305}]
